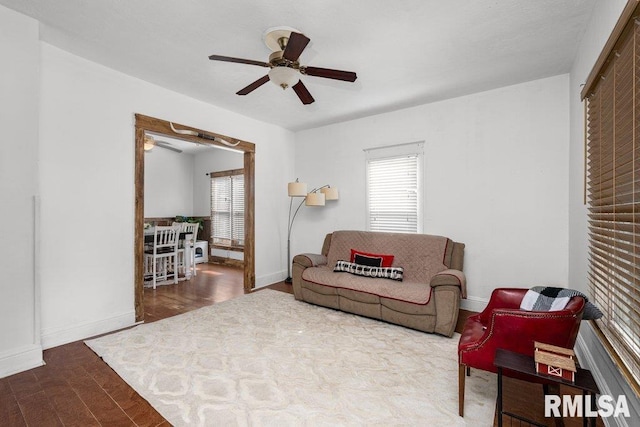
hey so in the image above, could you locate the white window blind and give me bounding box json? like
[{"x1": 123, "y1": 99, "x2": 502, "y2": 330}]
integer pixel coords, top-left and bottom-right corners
[
  {"x1": 211, "y1": 170, "x2": 244, "y2": 246},
  {"x1": 231, "y1": 174, "x2": 244, "y2": 245},
  {"x1": 365, "y1": 143, "x2": 423, "y2": 233}
]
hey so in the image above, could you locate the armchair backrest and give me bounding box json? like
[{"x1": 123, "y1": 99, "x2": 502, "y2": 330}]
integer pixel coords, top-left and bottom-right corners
[
  {"x1": 478, "y1": 288, "x2": 528, "y2": 324},
  {"x1": 480, "y1": 287, "x2": 585, "y2": 356},
  {"x1": 479, "y1": 288, "x2": 584, "y2": 319}
]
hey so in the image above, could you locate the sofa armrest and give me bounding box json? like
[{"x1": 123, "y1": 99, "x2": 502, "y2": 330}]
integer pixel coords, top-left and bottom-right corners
[
  {"x1": 431, "y1": 269, "x2": 466, "y2": 298},
  {"x1": 293, "y1": 253, "x2": 327, "y2": 268},
  {"x1": 292, "y1": 253, "x2": 327, "y2": 301}
]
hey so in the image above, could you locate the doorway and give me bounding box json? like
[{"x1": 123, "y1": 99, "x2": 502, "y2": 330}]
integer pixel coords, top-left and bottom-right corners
[{"x1": 134, "y1": 114, "x2": 256, "y2": 322}]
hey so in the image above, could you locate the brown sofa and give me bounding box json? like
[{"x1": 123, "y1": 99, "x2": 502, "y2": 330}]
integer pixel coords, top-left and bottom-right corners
[{"x1": 292, "y1": 230, "x2": 466, "y2": 337}]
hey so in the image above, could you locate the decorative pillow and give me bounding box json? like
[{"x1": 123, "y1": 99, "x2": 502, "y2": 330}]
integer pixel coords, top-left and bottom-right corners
[
  {"x1": 334, "y1": 260, "x2": 404, "y2": 281},
  {"x1": 350, "y1": 249, "x2": 394, "y2": 267},
  {"x1": 354, "y1": 253, "x2": 383, "y2": 267}
]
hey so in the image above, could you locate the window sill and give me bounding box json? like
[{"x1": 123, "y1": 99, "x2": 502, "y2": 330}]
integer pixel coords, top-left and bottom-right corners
[{"x1": 211, "y1": 244, "x2": 244, "y2": 252}]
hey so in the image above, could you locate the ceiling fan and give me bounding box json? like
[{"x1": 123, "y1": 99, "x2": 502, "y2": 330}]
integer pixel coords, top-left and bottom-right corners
[
  {"x1": 144, "y1": 135, "x2": 182, "y2": 153},
  {"x1": 208, "y1": 27, "x2": 357, "y2": 105}
]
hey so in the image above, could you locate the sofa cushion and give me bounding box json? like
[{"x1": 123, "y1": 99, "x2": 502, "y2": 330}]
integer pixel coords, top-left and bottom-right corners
[
  {"x1": 327, "y1": 230, "x2": 450, "y2": 284},
  {"x1": 302, "y1": 266, "x2": 432, "y2": 305}
]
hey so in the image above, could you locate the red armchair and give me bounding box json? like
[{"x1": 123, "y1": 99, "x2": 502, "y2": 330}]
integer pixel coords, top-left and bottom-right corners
[{"x1": 457, "y1": 288, "x2": 585, "y2": 417}]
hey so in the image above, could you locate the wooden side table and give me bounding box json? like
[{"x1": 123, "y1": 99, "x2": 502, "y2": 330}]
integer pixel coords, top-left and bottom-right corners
[{"x1": 494, "y1": 348, "x2": 600, "y2": 427}]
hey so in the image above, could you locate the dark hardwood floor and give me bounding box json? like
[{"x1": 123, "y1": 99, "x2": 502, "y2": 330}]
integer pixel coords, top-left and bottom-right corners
[
  {"x1": 143, "y1": 264, "x2": 248, "y2": 322},
  {"x1": 2, "y1": 264, "x2": 602, "y2": 426}
]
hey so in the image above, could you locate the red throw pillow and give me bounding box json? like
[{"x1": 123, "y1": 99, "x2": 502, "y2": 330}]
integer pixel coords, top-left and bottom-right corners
[{"x1": 350, "y1": 249, "x2": 394, "y2": 267}]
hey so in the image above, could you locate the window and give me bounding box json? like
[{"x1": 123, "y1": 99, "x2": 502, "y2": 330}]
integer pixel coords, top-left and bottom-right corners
[
  {"x1": 365, "y1": 142, "x2": 423, "y2": 233},
  {"x1": 210, "y1": 169, "x2": 244, "y2": 247},
  {"x1": 582, "y1": 0, "x2": 640, "y2": 391}
]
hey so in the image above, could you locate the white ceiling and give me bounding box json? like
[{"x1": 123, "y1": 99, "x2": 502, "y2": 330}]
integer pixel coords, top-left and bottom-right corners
[{"x1": 1, "y1": 0, "x2": 596, "y2": 131}]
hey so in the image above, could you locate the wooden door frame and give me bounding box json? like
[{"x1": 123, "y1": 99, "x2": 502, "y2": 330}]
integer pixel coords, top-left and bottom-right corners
[{"x1": 134, "y1": 114, "x2": 256, "y2": 322}]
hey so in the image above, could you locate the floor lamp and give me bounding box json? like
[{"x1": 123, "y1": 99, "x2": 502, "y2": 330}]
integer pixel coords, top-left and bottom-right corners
[{"x1": 286, "y1": 179, "x2": 339, "y2": 283}]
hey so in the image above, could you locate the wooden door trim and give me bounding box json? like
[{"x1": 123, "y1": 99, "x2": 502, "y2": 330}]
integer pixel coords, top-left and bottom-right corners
[{"x1": 134, "y1": 114, "x2": 256, "y2": 322}]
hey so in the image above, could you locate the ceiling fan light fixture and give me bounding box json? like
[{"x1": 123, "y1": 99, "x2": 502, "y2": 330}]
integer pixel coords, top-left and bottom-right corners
[
  {"x1": 268, "y1": 66, "x2": 299, "y2": 90},
  {"x1": 144, "y1": 135, "x2": 155, "y2": 151}
]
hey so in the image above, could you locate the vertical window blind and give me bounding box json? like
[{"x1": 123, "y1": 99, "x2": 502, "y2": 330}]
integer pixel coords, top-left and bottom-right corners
[
  {"x1": 211, "y1": 170, "x2": 244, "y2": 246},
  {"x1": 583, "y1": 2, "x2": 640, "y2": 390},
  {"x1": 365, "y1": 143, "x2": 423, "y2": 233}
]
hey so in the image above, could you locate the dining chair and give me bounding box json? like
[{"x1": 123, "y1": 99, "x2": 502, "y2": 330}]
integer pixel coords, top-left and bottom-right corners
[
  {"x1": 173, "y1": 222, "x2": 199, "y2": 279},
  {"x1": 144, "y1": 225, "x2": 179, "y2": 289}
]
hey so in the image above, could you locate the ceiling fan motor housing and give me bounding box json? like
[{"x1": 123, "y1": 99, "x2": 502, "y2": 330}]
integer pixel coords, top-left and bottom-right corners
[{"x1": 268, "y1": 51, "x2": 299, "y2": 68}]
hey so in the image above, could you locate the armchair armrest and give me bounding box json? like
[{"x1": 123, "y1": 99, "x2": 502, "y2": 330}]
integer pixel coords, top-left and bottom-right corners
[
  {"x1": 431, "y1": 269, "x2": 466, "y2": 298},
  {"x1": 293, "y1": 253, "x2": 327, "y2": 268}
]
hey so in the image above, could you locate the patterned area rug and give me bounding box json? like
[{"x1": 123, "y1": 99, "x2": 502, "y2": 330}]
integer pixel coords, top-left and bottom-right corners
[{"x1": 85, "y1": 290, "x2": 496, "y2": 426}]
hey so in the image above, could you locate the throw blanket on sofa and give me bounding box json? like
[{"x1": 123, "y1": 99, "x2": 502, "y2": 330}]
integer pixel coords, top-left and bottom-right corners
[{"x1": 520, "y1": 286, "x2": 603, "y2": 320}]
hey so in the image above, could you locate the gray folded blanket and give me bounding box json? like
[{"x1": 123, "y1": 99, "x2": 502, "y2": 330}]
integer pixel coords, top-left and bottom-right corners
[{"x1": 520, "y1": 286, "x2": 603, "y2": 320}]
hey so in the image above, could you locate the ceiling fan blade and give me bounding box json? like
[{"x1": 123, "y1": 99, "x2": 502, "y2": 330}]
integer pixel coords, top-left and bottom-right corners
[
  {"x1": 208, "y1": 55, "x2": 270, "y2": 68},
  {"x1": 283, "y1": 32, "x2": 310, "y2": 62},
  {"x1": 292, "y1": 80, "x2": 315, "y2": 105},
  {"x1": 303, "y1": 66, "x2": 357, "y2": 82},
  {"x1": 156, "y1": 141, "x2": 182, "y2": 153},
  {"x1": 236, "y1": 75, "x2": 270, "y2": 96}
]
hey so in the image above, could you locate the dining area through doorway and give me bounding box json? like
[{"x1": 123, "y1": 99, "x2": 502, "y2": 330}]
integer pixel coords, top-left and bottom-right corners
[{"x1": 143, "y1": 217, "x2": 210, "y2": 288}]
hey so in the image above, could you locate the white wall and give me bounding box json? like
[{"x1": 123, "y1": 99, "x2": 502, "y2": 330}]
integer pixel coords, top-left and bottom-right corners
[
  {"x1": 0, "y1": 6, "x2": 43, "y2": 377},
  {"x1": 294, "y1": 75, "x2": 570, "y2": 311},
  {"x1": 569, "y1": 0, "x2": 640, "y2": 422},
  {"x1": 144, "y1": 148, "x2": 195, "y2": 217},
  {"x1": 145, "y1": 145, "x2": 244, "y2": 219},
  {"x1": 37, "y1": 43, "x2": 295, "y2": 350},
  {"x1": 0, "y1": 6, "x2": 42, "y2": 377}
]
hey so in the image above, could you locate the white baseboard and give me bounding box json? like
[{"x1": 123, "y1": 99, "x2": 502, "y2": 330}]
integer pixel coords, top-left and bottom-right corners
[
  {"x1": 574, "y1": 324, "x2": 640, "y2": 426},
  {"x1": 460, "y1": 295, "x2": 488, "y2": 313},
  {"x1": 255, "y1": 270, "x2": 287, "y2": 289},
  {"x1": 0, "y1": 344, "x2": 44, "y2": 379},
  {"x1": 41, "y1": 310, "x2": 136, "y2": 349}
]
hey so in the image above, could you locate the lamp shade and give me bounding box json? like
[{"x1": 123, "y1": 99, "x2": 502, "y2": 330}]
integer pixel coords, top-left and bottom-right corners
[
  {"x1": 288, "y1": 181, "x2": 308, "y2": 197},
  {"x1": 269, "y1": 66, "x2": 299, "y2": 90},
  {"x1": 321, "y1": 186, "x2": 339, "y2": 200},
  {"x1": 305, "y1": 192, "x2": 325, "y2": 206}
]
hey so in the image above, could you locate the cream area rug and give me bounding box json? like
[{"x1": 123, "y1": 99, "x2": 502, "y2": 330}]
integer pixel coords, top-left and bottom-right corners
[{"x1": 85, "y1": 290, "x2": 496, "y2": 426}]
